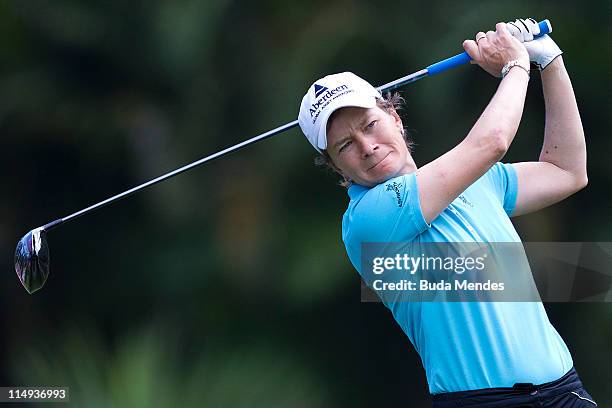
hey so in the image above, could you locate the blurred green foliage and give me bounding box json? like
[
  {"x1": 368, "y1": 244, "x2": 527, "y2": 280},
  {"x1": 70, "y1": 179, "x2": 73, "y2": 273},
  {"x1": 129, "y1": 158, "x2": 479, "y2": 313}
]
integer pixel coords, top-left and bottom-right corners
[
  {"x1": 12, "y1": 323, "x2": 330, "y2": 407},
  {"x1": 1, "y1": 0, "x2": 610, "y2": 406}
]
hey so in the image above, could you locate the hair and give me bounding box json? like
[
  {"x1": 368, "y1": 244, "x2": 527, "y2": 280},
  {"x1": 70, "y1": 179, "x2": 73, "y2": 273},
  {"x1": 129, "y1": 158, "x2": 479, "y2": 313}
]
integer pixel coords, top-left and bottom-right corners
[{"x1": 314, "y1": 91, "x2": 414, "y2": 188}]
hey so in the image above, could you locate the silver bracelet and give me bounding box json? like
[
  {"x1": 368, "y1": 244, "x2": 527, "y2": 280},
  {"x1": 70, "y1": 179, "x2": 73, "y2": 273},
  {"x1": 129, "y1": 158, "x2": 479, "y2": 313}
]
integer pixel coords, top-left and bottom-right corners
[{"x1": 501, "y1": 60, "x2": 530, "y2": 79}]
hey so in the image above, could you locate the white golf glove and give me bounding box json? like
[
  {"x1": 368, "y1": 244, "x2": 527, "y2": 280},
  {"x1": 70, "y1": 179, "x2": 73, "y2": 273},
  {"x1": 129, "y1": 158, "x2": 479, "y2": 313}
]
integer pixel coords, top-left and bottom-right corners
[{"x1": 506, "y1": 18, "x2": 563, "y2": 70}]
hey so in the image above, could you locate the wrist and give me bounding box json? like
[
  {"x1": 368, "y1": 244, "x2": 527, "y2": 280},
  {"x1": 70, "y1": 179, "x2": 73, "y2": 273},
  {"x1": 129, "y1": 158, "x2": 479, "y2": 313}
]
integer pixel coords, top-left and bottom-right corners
[
  {"x1": 501, "y1": 59, "x2": 530, "y2": 79},
  {"x1": 541, "y1": 55, "x2": 564, "y2": 73}
]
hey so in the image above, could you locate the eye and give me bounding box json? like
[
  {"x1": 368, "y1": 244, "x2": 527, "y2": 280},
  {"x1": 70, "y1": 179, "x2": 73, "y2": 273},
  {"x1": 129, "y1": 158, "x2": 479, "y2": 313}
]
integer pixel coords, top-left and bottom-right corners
[
  {"x1": 365, "y1": 120, "x2": 377, "y2": 130},
  {"x1": 339, "y1": 140, "x2": 352, "y2": 153}
]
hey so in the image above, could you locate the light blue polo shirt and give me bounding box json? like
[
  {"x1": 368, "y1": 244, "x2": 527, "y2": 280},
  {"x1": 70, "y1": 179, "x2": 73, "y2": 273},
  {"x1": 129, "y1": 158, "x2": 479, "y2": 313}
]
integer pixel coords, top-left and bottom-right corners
[{"x1": 342, "y1": 163, "x2": 573, "y2": 394}]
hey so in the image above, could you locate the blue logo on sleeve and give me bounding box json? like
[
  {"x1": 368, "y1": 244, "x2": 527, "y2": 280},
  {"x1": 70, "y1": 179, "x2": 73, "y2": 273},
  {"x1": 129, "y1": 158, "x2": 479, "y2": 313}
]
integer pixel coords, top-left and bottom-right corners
[
  {"x1": 458, "y1": 194, "x2": 474, "y2": 207},
  {"x1": 386, "y1": 182, "x2": 403, "y2": 207}
]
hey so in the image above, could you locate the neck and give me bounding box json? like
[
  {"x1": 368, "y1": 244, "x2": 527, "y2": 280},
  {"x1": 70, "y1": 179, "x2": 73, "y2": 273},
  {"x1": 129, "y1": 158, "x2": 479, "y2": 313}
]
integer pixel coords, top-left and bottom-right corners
[{"x1": 398, "y1": 157, "x2": 418, "y2": 176}]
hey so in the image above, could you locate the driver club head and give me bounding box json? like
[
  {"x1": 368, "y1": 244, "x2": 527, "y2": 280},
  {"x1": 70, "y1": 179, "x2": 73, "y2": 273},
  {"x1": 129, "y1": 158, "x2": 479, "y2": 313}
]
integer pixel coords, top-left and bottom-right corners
[{"x1": 14, "y1": 227, "x2": 50, "y2": 294}]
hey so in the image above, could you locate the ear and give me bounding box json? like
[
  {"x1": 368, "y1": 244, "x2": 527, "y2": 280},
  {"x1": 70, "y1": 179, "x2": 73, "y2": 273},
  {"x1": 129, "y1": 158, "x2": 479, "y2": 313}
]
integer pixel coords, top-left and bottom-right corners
[
  {"x1": 388, "y1": 108, "x2": 403, "y2": 129},
  {"x1": 327, "y1": 154, "x2": 346, "y2": 177}
]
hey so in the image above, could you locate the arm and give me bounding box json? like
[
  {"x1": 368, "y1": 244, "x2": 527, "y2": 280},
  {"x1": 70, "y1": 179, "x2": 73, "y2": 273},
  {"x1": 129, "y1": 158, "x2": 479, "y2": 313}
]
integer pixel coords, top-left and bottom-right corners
[
  {"x1": 416, "y1": 23, "x2": 530, "y2": 223},
  {"x1": 511, "y1": 56, "x2": 588, "y2": 216}
]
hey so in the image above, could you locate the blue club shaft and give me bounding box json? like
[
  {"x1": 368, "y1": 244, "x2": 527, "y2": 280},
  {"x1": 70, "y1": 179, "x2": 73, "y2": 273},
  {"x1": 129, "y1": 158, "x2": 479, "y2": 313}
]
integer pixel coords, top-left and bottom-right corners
[
  {"x1": 379, "y1": 19, "x2": 552, "y2": 92},
  {"x1": 42, "y1": 19, "x2": 551, "y2": 232}
]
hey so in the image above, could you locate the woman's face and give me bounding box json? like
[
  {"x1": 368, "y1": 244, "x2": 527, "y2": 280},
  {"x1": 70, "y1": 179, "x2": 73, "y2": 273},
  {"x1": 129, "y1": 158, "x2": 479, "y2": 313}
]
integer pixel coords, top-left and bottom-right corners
[{"x1": 326, "y1": 106, "x2": 416, "y2": 187}]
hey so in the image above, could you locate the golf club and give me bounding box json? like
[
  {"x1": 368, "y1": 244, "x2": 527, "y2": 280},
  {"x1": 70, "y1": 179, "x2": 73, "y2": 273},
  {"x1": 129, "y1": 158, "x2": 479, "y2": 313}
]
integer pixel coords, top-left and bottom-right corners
[{"x1": 14, "y1": 20, "x2": 552, "y2": 294}]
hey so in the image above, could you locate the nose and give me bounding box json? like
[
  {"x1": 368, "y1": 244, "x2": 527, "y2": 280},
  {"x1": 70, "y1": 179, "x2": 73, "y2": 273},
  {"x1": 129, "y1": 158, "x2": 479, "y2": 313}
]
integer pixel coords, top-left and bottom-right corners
[{"x1": 357, "y1": 136, "x2": 378, "y2": 158}]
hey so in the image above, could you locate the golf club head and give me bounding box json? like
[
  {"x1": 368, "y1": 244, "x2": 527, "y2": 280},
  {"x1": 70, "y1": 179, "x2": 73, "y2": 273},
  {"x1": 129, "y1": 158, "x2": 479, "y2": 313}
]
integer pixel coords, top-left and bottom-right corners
[{"x1": 14, "y1": 227, "x2": 50, "y2": 294}]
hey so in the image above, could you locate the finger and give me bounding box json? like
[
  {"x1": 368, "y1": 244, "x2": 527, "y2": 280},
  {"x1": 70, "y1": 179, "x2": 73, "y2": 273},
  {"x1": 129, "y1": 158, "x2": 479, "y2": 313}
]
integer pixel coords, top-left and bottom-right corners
[
  {"x1": 485, "y1": 30, "x2": 495, "y2": 44},
  {"x1": 475, "y1": 31, "x2": 487, "y2": 44},
  {"x1": 496, "y1": 22, "x2": 511, "y2": 38},
  {"x1": 517, "y1": 19, "x2": 534, "y2": 41},
  {"x1": 517, "y1": 18, "x2": 530, "y2": 33},
  {"x1": 506, "y1": 21, "x2": 523, "y2": 41},
  {"x1": 463, "y1": 40, "x2": 481, "y2": 63},
  {"x1": 526, "y1": 17, "x2": 540, "y2": 36}
]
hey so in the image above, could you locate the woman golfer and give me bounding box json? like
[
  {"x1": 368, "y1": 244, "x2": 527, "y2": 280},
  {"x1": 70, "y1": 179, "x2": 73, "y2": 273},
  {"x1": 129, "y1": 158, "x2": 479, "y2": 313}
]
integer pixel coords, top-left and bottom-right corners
[{"x1": 298, "y1": 19, "x2": 596, "y2": 407}]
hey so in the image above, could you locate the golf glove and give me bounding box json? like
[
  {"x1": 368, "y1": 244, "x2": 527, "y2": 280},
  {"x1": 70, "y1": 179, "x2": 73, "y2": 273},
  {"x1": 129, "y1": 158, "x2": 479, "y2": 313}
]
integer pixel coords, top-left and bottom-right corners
[{"x1": 506, "y1": 18, "x2": 563, "y2": 70}]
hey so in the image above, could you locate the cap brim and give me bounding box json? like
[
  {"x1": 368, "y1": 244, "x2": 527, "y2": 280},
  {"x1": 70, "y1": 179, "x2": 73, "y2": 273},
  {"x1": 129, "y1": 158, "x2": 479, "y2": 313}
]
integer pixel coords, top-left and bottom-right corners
[{"x1": 316, "y1": 93, "x2": 378, "y2": 151}]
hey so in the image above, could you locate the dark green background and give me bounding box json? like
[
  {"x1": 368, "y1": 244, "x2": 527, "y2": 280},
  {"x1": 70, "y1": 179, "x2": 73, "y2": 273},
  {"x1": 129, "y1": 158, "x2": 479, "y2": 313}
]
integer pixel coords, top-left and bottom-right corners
[{"x1": 1, "y1": 1, "x2": 610, "y2": 406}]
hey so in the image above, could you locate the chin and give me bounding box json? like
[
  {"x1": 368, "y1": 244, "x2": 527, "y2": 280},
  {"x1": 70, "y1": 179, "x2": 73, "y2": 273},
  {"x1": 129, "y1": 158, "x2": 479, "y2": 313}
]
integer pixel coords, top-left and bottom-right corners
[
  {"x1": 372, "y1": 163, "x2": 403, "y2": 183},
  {"x1": 356, "y1": 153, "x2": 409, "y2": 186},
  {"x1": 361, "y1": 168, "x2": 400, "y2": 187}
]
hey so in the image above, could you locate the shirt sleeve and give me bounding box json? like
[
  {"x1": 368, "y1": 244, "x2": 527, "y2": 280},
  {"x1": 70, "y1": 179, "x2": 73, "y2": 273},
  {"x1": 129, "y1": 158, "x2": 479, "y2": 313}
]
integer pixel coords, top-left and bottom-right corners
[
  {"x1": 345, "y1": 172, "x2": 431, "y2": 245},
  {"x1": 485, "y1": 162, "x2": 519, "y2": 216}
]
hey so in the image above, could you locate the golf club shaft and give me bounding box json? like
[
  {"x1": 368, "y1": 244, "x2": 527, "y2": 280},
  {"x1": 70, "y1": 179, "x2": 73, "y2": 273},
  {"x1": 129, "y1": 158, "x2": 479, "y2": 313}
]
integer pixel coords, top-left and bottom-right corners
[
  {"x1": 42, "y1": 119, "x2": 299, "y2": 231},
  {"x1": 380, "y1": 19, "x2": 551, "y2": 91},
  {"x1": 41, "y1": 19, "x2": 551, "y2": 232}
]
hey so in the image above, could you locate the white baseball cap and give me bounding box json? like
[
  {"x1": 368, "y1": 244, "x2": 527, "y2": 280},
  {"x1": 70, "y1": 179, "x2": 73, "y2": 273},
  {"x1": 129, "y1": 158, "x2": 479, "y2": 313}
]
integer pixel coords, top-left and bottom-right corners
[{"x1": 298, "y1": 72, "x2": 381, "y2": 153}]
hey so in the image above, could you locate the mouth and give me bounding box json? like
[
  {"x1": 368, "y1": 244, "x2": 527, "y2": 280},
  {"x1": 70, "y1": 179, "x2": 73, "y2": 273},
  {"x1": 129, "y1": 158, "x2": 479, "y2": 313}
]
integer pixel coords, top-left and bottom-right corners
[{"x1": 367, "y1": 152, "x2": 391, "y2": 172}]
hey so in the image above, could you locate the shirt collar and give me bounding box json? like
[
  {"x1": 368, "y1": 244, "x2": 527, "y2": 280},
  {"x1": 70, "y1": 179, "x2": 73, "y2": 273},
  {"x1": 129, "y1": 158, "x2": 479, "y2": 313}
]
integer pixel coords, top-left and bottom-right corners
[{"x1": 347, "y1": 183, "x2": 369, "y2": 200}]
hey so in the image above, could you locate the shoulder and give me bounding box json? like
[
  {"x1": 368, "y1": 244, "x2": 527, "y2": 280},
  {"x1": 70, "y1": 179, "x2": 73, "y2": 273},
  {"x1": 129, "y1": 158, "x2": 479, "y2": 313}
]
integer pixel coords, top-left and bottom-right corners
[
  {"x1": 342, "y1": 172, "x2": 428, "y2": 244},
  {"x1": 481, "y1": 162, "x2": 518, "y2": 215},
  {"x1": 484, "y1": 162, "x2": 516, "y2": 184}
]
